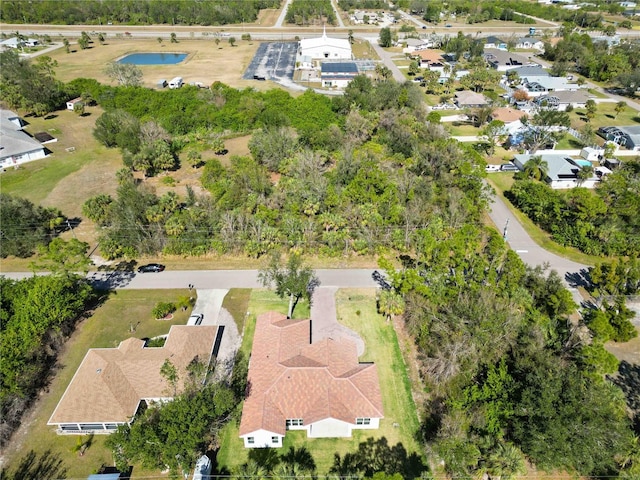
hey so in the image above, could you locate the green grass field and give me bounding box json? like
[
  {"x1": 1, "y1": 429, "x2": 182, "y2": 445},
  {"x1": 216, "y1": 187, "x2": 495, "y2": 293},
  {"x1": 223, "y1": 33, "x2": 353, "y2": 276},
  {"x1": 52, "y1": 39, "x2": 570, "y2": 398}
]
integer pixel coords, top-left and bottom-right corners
[
  {"x1": 1, "y1": 289, "x2": 195, "y2": 480},
  {"x1": 216, "y1": 289, "x2": 423, "y2": 475}
]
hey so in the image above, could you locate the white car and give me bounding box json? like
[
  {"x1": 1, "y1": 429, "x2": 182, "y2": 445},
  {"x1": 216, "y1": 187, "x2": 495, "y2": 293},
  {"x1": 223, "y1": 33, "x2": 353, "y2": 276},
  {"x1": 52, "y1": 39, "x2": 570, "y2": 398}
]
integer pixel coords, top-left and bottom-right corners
[{"x1": 187, "y1": 313, "x2": 204, "y2": 326}]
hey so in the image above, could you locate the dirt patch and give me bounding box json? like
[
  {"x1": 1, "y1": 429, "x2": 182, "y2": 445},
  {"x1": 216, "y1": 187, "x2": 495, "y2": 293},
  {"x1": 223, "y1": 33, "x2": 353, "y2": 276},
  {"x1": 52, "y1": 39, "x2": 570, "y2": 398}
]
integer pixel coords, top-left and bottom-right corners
[{"x1": 48, "y1": 38, "x2": 262, "y2": 90}]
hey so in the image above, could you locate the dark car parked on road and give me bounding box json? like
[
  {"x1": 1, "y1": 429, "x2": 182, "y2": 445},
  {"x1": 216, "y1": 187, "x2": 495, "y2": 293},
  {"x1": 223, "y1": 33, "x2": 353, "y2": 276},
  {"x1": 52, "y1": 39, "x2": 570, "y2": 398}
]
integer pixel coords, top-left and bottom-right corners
[{"x1": 137, "y1": 263, "x2": 166, "y2": 273}]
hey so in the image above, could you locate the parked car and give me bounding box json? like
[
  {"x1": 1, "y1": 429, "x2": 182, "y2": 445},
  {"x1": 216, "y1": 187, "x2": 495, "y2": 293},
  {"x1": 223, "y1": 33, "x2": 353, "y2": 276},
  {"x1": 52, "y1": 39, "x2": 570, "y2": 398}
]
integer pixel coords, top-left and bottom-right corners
[
  {"x1": 137, "y1": 263, "x2": 165, "y2": 273},
  {"x1": 187, "y1": 313, "x2": 204, "y2": 326},
  {"x1": 500, "y1": 163, "x2": 519, "y2": 172}
]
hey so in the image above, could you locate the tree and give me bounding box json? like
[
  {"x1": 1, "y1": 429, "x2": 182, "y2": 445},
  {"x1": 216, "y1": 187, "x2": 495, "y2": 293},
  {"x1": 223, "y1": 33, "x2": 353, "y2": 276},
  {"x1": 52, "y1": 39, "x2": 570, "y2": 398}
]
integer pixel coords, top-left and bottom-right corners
[
  {"x1": 408, "y1": 60, "x2": 420, "y2": 77},
  {"x1": 78, "y1": 36, "x2": 89, "y2": 50},
  {"x1": 0, "y1": 194, "x2": 64, "y2": 258},
  {"x1": 576, "y1": 164, "x2": 594, "y2": 185},
  {"x1": 229, "y1": 36, "x2": 236, "y2": 47},
  {"x1": 615, "y1": 100, "x2": 627, "y2": 118},
  {"x1": 160, "y1": 359, "x2": 179, "y2": 396},
  {"x1": 521, "y1": 108, "x2": 570, "y2": 153},
  {"x1": 522, "y1": 155, "x2": 549, "y2": 181},
  {"x1": 379, "y1": 27, "x2": 392, "y2": 48},
  {"x1": 157, "y1": 36, "x2": 163, "y2": 44},
  {"x1": 73, "y1": 101, "x2": 84, "y2": 115},
  {"x1": 481, "y1": 120, "x2": 506, "y2": 155},
  {"x1": 32, "y1": 238, "x2": 92, "y2": 276},
  {"x1": 377, "y1": 290, "x2": 405, "y2": 322},
  {"x1": 63, "y1": 37, "x2": 70, "y2": 53},
  {"x1": 98, "y1": 32, "x2": 105, "y2": 44},
  {"x1": 258, "y1": 253, "x2": 320, "y2": 319},
  {"x1": 348, "y1": 29, "x2": 354, "y2": 44},
  {"x1": 104, "y1": 62, "x2": 143, "y2": 86},
  {"x1": 585, "y1": 99, "x2": 597, "y2": 122},
  {"x1": 170, "y1": 32, "x2": 178, "y2": 43}
]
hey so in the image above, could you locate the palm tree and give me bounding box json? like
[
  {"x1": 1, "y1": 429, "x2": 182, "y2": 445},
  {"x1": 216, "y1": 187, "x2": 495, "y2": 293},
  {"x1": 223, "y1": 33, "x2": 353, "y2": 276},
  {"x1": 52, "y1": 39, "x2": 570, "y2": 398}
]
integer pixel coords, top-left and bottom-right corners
[
  {"x1": 484, "y1": 442, "x2": 527, "y2": 479},
  {"x1": 615, "y1": 100, "x2": 627, "y2": 118},
  {"x1": 348, "y1": 29, "x2": 354, "y2": 44},
  {"x1": 576, "y1": 164, "x2": 594, "y2": 186},
  {"x1": 523, "y1": 155, "x2": 549, "y2": 181},
  {"x1": 377, "y1": 290, "x2": 405, "y2": 322}
]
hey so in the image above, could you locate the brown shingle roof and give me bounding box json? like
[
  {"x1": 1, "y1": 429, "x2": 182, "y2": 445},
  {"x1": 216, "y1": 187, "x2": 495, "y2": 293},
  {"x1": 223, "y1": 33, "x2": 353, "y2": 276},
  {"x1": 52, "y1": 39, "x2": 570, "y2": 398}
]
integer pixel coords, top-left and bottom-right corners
[
  {"x1": 491, "y1": 107, "x2": 527, "y2": 123},
  {"x1": 239, "y1": 312, "x2": 383, "y2": 437},
  {"x1": 414, "y1": 49, "x2": 446, "y2": 64},
  {"x1": 48, "y1": 325, "x2": 218, "y2": 425}
]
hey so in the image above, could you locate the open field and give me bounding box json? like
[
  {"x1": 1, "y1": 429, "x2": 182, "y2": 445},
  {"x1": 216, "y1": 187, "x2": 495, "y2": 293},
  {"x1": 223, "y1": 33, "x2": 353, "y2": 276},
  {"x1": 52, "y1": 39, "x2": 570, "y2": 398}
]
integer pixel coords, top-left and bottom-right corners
[
  {"x1": 216, "y1": 289, "x2": 423, "y2": 474},
  {"x1": 1, "y1": 289, "x2": 194, "y2": 479},
  {"x1": 47, "y1": 37, "x2": 264, "y2": 90},
  {"x1": 570, "y1": 101, "x2": 640, "y2": 131}
]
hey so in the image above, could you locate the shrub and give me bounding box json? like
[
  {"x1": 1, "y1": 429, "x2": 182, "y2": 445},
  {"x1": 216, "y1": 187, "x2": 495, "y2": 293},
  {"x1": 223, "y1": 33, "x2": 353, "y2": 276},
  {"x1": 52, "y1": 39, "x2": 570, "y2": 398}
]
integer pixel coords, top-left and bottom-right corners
[{"x1": 152, "y1": 302, "x2": 176, "y2": 319}]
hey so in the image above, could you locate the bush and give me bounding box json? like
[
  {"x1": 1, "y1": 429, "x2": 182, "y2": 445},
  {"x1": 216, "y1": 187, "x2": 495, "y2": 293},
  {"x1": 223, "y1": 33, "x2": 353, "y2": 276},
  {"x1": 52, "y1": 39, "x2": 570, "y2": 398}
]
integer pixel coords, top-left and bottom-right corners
[{"x1": 152, "y1": 302, "x2": 176, "y2": 319}]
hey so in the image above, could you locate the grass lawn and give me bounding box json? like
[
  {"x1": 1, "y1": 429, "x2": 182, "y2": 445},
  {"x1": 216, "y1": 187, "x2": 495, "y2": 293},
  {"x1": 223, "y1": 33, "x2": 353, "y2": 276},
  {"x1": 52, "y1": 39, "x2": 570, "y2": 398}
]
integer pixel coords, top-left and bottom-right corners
[
  {"x1": 447, "y1": 121, "x2": 480, "y2": 136},
  {"x1": 2, "y1": 289, "x2": 195, "y2": 480},
  {"x1": 486, "y1": 176, "x2": 602, "y2": 266},
  {"x1": 216, "y1": 289, "x2": 423, "y2": 475},
  {"x1": 352, "y1": 38, "x2": 380, "y2": 61},
  {"x1": 221, "y1": 288, "x2": 252, "y2": 334},
  {"x1": 570, "y1": 102, "x2": 640, "y2": 130},
  {"x1": 555, "y1": 135, "x2": 584, "y2": 150}
]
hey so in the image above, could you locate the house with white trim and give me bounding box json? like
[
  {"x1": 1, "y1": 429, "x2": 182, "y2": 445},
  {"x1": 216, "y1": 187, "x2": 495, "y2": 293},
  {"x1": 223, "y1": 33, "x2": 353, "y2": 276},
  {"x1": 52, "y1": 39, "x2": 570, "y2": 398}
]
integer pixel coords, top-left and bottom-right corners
[
  {"x1": 0, "y1": 109, "x2": 47, "y2": 169},
  {"x1": 513, "y1": 153, "x2": 603, "y2": 189},
  {"x1": 239, "y1": 312, "x2": 383, "y2": 448},
  {"x1": 48, "y1": 325, "x2": 219, "y2": 434}
]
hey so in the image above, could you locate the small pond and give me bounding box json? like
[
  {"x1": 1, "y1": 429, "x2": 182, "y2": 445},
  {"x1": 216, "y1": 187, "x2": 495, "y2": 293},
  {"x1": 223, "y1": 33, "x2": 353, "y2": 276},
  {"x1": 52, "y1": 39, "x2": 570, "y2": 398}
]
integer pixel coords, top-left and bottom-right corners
[{"x1": 117, "y1": 52, "x2": 188, "y2": 65}]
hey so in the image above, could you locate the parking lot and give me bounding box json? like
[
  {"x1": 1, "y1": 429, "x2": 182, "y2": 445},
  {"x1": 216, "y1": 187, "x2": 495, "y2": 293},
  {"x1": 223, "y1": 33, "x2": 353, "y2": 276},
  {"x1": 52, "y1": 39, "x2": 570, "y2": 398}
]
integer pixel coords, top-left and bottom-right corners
[{"x1": 243, "y1": 42, "x2": 298, "y2": 87}]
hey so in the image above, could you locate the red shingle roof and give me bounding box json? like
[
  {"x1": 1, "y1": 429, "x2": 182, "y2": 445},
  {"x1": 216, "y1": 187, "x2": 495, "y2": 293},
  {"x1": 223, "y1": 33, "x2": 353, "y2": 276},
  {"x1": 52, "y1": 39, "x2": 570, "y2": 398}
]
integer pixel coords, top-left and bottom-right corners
[{"x1": 239, "y1": 312, "x2": 383, "y2": 437}]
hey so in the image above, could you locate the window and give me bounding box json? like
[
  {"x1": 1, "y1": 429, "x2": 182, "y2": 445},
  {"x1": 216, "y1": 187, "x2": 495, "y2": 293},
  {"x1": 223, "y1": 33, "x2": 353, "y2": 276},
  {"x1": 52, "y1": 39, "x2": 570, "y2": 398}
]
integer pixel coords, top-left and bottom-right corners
[
  {"x1": 272, "y1": 436, "x2": 279, "y2": 444},
  {"x1": 247, "y1": 437, "x2": 255, "y2": 444},
  {"x1": 356, "y1": 417, "x2": 371, "y2": 425},
  {"x1": 286, "y1": 418, "x2": 303, "y2": 429}
]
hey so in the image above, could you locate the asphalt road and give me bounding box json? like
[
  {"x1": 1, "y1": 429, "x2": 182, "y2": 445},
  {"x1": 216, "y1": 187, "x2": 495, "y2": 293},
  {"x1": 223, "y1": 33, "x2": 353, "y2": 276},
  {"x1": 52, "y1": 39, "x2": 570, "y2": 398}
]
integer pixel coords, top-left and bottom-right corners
[
  {"x1": 1, "y1": 268, "x2": 381, "y2": 290},
  {"x1": 486, "y1": 185, "x2": 590, "y2": 303}
]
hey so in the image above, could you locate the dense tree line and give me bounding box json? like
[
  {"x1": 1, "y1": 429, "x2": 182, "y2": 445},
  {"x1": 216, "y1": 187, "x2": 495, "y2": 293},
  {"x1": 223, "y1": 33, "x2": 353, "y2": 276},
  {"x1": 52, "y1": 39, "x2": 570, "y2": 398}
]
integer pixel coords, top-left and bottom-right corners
[
  {"x1": 0, "y1": 194, "x2": 65, "y2": 258},
  {"x1": 285, "y1": 0, "x2": 337, "y2": 25},
  {"x1": 339, "y1": 0, "x2": 390, "y2": 10},
  {"x1": 0, "y1": 50, "x2": 71, "y2": 116},
  {"x1": 0, "y1": 0, "x2": 281, "y2": 26},
  {"x1": 543, "y1": 32, "x2": 640, "y2": 83},
  {"x1": 0, "y1": 275, "x2": 96, "y2": 446},
  {"x1": 83, "y1": 76, "x2": 488, "y2": 260},
  {"x1": 505, "y1": 160, "x2": 640, "y2": 256}
]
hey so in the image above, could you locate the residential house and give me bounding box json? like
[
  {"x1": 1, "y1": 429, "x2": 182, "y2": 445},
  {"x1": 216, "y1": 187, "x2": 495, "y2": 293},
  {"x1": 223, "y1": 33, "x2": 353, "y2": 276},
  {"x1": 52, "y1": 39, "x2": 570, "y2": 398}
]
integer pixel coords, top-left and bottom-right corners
[
  {"x1": 521, "y1": 75, "x2": 579, "y2": 97},
  {"x1": 491, "y1": 107, "x2": 527, "y2": 124},
  {"x1": 483, "y1": 36, "x2": 508, "y2": 51},
  {"x1": 454, "y1": 90, "x2": 489, "y2": 108},
  {"x1": 48, "y1": 325, "x2": 220, "y2": 434},
  {"x1": 484, "y1": 49, "x2": 537, "y2": 72},
  {"x1": 0, "y1": 109, "x2": 47, "y2": 169},
  {"x1": 238, "y1": 312, "x2": 383, "y2": 448},
  {"x1": 402, "y1": 38, "x2": 431, "y2": 53},
  {"x1": 350, "y1": 11, "x2": 379, "y2": 24},
  {"x1": 0, "y1": 36, "x2": 39, "y2": 49},
  {"x1": 321, "y1": 62, "x2": 359, "y2": 88},
  {"x1": 599, "y1": 125, "x2": 640, "y2": 150},
  {"x1": 535, "y1": 90, "x2": 589, "y2": 110},
  {"x1": 514, "y1": 36, "x2": 545, "y2": 50},
  {"x1": 506, "y1": 65, "x2": 549, "y2": 79},
  {"x1": 513, "y1": 153, "x2": 602, "y2": 188},
  {"x1": 413, "y1": 49, "x2": 447, "y2": 72}
]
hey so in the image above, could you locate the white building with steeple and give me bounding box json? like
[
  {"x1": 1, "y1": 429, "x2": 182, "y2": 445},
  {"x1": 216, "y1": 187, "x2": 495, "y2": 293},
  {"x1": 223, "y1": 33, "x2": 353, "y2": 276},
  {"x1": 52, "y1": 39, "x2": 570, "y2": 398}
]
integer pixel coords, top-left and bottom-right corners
[{"x1": 297, "y1": 26, "x2": 353, "y2": 69}]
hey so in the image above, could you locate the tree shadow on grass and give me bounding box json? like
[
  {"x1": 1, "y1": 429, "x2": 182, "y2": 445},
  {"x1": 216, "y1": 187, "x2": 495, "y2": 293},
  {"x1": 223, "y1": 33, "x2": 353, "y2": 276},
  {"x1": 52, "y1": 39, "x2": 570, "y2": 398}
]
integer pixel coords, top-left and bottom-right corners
[
  {"x1": 330, "y1": 437, "x2": 428, "y2": 480},
  {"x1": 1, "y1": 449, "x2": 67, "y2": 480}
]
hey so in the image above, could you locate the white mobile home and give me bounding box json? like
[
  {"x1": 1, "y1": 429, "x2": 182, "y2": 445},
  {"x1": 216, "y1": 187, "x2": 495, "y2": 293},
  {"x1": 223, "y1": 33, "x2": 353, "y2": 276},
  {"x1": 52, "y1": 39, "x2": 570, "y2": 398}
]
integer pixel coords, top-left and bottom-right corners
[{"x1": 168, "y1": 76, "x2": 183, "y2": 89}]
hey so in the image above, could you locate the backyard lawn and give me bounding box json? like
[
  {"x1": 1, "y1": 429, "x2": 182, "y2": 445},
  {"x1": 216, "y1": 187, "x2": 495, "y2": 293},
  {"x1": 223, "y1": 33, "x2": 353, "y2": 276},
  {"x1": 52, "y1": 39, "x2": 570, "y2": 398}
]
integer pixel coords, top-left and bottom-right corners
[
  {"x1": 1, "y1": 289, "x2": 195, "y2": 480},
  {"x1": 216, "y1": 289, "x2": 423, "y2": 475},
  {"x1": 570, "y1": 101, "x2": 640, "y2": 130}
]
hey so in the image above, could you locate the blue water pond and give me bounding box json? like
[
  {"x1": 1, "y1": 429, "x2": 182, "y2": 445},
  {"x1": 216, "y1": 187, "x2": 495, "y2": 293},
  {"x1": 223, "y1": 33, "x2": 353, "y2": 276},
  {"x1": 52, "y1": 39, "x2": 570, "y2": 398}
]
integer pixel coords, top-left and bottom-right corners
[{"x1": 117, "y1": 52, "x2": 187, "y2": 65}]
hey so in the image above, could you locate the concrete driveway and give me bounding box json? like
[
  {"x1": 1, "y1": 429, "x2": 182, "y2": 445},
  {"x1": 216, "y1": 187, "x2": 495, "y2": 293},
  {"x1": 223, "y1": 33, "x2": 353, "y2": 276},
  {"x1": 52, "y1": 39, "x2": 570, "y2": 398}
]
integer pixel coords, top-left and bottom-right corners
[
  {"x1": 311, "y1": 287, "x2": 365, "y2": 356},
  {"x1": 191, "y1": 289, "x2": 241, "y2": 379}
]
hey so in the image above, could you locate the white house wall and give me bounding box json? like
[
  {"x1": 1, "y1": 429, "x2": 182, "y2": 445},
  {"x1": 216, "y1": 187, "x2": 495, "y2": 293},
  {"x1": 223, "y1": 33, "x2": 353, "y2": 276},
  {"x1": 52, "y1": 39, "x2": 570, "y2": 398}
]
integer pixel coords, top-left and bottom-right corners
[
  {"x1": 241, "y1": 429, "x2": 283, "y2": 448},
  {"x1": 1, "y1": 148, "x2": 46, "y2": 168},
  {"x1": 308, "y1": 418, "x2": 352, "y2": 438}
]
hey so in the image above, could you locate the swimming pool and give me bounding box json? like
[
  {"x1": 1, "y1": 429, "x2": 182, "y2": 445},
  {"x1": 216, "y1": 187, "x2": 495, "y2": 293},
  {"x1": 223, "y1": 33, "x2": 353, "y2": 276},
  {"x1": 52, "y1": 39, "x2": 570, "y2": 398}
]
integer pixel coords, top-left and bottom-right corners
[
  {"x1": 575, "y1": 159, "x2": 592, "y2": 167},
  {"x1": 117, "y1": 52, "x2": 187, "y2": 65}
]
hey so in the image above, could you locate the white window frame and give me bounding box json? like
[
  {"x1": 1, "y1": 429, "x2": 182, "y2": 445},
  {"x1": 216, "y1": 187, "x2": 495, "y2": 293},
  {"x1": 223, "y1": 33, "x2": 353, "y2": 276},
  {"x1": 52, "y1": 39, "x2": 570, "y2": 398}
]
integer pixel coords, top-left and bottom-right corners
[
  {"x1": 356, "y1": 417, "x2": 371, "y2": 425},
  {"x1": 247, "y1": 437, "x2": 254, "y2": 444}
]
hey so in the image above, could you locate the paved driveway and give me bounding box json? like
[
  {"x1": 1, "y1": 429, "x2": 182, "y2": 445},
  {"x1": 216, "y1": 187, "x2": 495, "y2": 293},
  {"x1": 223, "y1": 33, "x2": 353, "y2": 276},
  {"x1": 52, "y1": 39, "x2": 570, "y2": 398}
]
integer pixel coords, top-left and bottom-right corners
[{"x1": 310, "y1": 287, "x2": 365, "y2": 356}]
